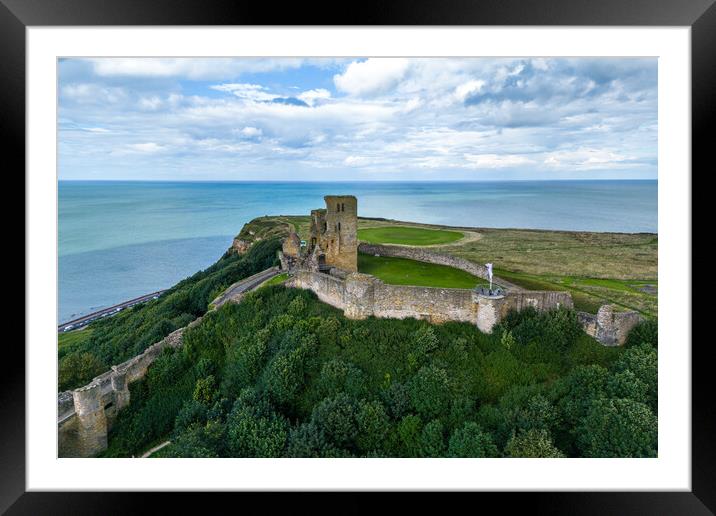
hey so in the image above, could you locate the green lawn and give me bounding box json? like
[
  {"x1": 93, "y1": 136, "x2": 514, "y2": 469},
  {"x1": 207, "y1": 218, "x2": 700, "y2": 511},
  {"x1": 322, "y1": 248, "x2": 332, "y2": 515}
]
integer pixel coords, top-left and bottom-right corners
[
  {"x1": 358, "y1": 226, "x2": 464, "y2": 246},
  {"x1": 358, "y1": 252, "x2": 485, "y2": 289},
  {"x1": 260, "y1": 272, "x2": 289, "y2": 288}
]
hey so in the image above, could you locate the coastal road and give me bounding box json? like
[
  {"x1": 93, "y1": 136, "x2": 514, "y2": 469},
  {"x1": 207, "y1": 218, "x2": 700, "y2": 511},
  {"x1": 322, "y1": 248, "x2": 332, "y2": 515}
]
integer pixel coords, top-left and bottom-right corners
[
  {"x1": 210, "y1": 266, "x2": 280, "y2": 308},
  {"x1": 58, "y1": 290, "x2": 167, "y2": 333},
  {"x1": 59, "y1": 266, "x2": 281, "y2": 333}
]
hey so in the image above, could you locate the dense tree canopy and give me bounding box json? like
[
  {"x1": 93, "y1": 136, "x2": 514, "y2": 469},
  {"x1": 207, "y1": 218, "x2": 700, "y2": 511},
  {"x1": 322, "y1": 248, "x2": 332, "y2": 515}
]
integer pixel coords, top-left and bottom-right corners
[{"x1": 100, "y1": 284, "x2": 657, "y2": 458}]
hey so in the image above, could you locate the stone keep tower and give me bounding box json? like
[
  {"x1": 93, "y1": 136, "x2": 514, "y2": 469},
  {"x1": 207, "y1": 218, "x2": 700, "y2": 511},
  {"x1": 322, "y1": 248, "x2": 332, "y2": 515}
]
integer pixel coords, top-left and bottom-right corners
[{"x1": 308, "y1": 195, "x2": 358, "y2": 272}]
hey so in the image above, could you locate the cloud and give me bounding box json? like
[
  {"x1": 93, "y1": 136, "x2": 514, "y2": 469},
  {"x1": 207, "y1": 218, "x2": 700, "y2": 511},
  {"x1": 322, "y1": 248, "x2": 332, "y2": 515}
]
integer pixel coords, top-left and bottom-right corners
[
  {"x1": 123, "y1": 142, "x2": 165, "y2": 154},
  {"x1": 210, "y1": 83, "x2": 279, "y2": 102},
  {"x1": 238, "y1": 126, "x2": 262, "y2": 138},
  {"x1": 85, "y1": 58, "x2": 308, "y2": 80},
  {"x1": 61, "y1": 83, "x2": 127, "y2": 104},
  {"x1": 298, "y1": 88, "x2": 331, "y2": 106},
  {"x1": 58, "y1": 57, "x2": 658, "y2": 181},
  {"x1": 464, "y1": 153, "x2": 534, "y2": 168},
  {"x1": 334, "y1": 58, "x2": 410, "y2": 96},
  {"x1": 454, "y1": 80, "x2": 485, "y2": 102},
  {"x1": 543, "y1": 148, "x2": 634, "y2": 169}
]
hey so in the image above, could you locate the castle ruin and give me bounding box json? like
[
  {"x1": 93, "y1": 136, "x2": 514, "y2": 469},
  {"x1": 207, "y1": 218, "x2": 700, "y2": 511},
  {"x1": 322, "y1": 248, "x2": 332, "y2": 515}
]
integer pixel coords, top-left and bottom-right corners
[
  {"x1": 280, "y1": 195, "x2": 358, "y2": 273},
  {"x1": 280, "y1": 194, "x2": 643, "y2": 342}
]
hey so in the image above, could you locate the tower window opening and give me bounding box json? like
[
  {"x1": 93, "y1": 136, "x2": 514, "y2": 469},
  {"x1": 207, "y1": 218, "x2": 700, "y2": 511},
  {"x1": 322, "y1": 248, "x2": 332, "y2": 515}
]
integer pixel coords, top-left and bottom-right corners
[
  {"x1": 338, "y1": 222, "x2": 341, "y2": 232},
  {"x1": 341, "y1": 203, "x2": 345, "y2": 212},
  {"x1": 337, "y1": 203, "x2": 340, "y2": 212}
]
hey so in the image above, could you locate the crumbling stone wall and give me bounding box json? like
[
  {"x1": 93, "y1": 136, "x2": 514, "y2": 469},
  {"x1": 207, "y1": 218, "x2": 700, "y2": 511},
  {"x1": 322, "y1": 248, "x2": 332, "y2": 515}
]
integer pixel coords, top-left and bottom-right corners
[
  {"x1": 372, "y1": 283, "x2": 477, "y2": 324},
  {"x1": 503, "y1": 290, "x2": 573, "y2": 313},
  {"x1": 287, "y1": 270, "x2": 571, "y2": 332},
  {"x1": 289, "y1": 269, "x2": 348, "y2": 311},
  {"x1": 593, "y1": 304, "x2": 644, "y2": 346},
  {"x1": 58, "y1": 318, "x2": 201, "y2": 457}
]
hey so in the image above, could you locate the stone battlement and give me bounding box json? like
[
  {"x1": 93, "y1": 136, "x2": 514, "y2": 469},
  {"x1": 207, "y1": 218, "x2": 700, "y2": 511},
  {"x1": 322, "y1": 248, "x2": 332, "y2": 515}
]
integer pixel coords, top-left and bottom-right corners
[
  {"x1": 286, "y1": 269, "x2": 572, "y2": 332},
  {"x1": 286, "y1": 268, "x2": 643, "y2": 347}
]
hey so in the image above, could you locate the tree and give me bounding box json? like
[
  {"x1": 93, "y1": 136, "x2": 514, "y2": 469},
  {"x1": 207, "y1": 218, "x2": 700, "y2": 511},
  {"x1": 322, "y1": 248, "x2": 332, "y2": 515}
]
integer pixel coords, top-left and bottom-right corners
[
  {"x1": 317, "y1": 359, "x2": 366, "y2": 399},
  {"x1": 408, "y1": 365, "x2": 451, "y2": 420},
  {"x1": 577, "y1": 398, "x2": 657, "y2": 458},
  {"x1": 505, "y1": 429, "x2": 565, "y2": 458},
  {"x1": 420, "y1": 419, "x2": 446, "y2": 457},
  {"x1": 174, "y1": 399, "x2": 208, "y2": 433},
  {"x1": 624, "y1": 319, "x2": 658, "y2": 348},
  {"x1": 397, "y1": 415, "x2": 422, "y2": 457},
  {"x1": 310, "y1": 394, "x2": 358, "y2": 449},
  {"x1": 606, "y1": 369, "x2": 649, "y2": 405},
  {"x1": 382, "y1": 382, "x2": 411, "y2": 420},
  {"x1": 355, "y1": 400, "x2": 390, "y2": 453},
  {"x1": 610, "y1": 342, "x2": 657, "y2": 412},
  {"x1": 168, "y1": 424, "x2": 220, "y2": 458},
  {"x1": 447, "y1": 422, "x2": 499, "y2": 458},
  {"x1": 226, "y1": 399, "x2": 289, "y2": 457},
  {"x1": 286, "y1": 422, "x2": 328, "y2": 458},
  {"x1": 558, "y1": 364, "x2": 609, "y2": 425},
  {"x1": 58, "y1": 351, "x2": 105, "y2": 391},
  {"x1": 221, "y1": 331, "x2": 269, "y2": 395},
  {"x1": 262, "y1": 346, "x2": 307, "y2": 407},
  {"x1": 193, "y1": 375, "x2": 217, "y2": 405}
]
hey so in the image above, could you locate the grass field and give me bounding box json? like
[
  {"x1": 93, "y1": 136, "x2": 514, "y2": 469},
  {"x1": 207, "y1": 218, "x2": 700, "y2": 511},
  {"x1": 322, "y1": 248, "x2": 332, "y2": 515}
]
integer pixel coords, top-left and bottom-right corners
[
  {"x1": 260, "y1": 272, "x2": 289, "y2": 288},
  {"x1": 357, "y1": 226, "x2": 464, "y2": 246},
  {"x1": 358, "y1": 252, "x2": 486, "y2": 289}
]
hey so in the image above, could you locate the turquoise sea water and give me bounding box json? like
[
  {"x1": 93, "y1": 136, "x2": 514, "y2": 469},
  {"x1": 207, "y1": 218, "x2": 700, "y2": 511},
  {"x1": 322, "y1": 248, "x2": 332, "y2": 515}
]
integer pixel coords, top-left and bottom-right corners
[{"x1": 58, "y1": 180, "x2": 657, "y2": 322}]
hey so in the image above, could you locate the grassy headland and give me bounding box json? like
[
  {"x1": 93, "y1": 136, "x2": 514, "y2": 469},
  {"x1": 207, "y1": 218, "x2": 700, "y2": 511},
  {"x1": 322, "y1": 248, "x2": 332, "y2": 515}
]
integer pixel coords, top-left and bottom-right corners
[{"x1": 240, "y1": 215, "x2": 657, "y2": 316}]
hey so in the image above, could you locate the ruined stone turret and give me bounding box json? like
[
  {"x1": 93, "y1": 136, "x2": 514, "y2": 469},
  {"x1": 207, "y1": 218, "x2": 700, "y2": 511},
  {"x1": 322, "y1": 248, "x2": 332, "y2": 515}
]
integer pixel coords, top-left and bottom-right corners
[
  {"x1": 287, "y1": 195, "x2": 359, "y2": 274},
  {"x1": 111, "y1": 366, "x2": 130, "y2": 411},
  {"x1": 321, "y1": 196, "x2": 358, "y2": 272},
  {"x1": 72, "y1": 383, "x2": 107, "y2": 457}
]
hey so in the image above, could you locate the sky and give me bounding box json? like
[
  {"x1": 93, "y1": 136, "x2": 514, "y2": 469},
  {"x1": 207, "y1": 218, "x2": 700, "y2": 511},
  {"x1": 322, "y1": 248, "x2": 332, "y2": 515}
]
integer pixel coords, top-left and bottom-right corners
[{"x1": 58, "y1": 57, "x2": 657, "y2": 181}]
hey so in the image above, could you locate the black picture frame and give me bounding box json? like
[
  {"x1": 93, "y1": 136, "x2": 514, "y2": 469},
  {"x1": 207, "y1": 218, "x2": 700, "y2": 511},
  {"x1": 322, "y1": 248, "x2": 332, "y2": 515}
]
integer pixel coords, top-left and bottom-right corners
[{"x1": 3, "y1": 0, "x2": 710, "y2": 513}]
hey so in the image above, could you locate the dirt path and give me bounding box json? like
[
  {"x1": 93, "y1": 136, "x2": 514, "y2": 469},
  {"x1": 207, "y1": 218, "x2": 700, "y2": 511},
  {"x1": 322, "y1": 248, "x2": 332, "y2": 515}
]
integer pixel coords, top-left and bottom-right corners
[{"x1": 141, "y1": 440, "x2": 171, "y2": 458}]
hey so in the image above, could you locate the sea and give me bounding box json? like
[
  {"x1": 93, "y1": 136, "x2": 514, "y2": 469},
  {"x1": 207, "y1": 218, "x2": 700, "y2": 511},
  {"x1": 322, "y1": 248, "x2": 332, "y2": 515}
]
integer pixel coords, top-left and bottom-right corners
[{"x1": 58, "y1": 180, "x2": 657, "y2": 323}]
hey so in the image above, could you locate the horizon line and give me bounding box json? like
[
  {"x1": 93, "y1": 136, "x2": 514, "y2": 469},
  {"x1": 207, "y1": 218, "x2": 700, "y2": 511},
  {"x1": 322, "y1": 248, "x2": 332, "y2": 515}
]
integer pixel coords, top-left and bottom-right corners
[{"x1": 58, "y1": 178, "x2": 658, "y2": 183}]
